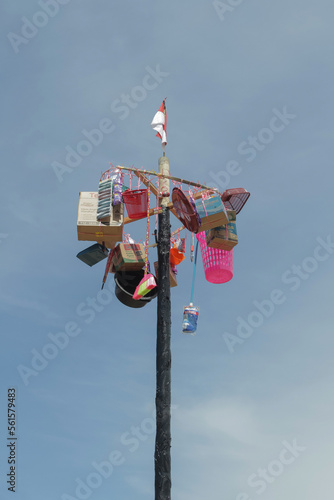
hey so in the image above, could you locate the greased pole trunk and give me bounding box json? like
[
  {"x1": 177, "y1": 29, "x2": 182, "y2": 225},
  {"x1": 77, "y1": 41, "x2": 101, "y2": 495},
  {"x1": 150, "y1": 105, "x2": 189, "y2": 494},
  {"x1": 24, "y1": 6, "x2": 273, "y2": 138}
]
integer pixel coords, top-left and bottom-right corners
[{"x1": 155, "y1": 155, "x2": 171, "y2": 500}]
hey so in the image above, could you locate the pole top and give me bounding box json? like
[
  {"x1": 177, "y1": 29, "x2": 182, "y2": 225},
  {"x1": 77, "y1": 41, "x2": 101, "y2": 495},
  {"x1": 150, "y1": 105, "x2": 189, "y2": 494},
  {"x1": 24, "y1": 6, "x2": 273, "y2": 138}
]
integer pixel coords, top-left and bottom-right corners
[{"x1": 158, "y1": 156, "x2": 170, "y2": 206}]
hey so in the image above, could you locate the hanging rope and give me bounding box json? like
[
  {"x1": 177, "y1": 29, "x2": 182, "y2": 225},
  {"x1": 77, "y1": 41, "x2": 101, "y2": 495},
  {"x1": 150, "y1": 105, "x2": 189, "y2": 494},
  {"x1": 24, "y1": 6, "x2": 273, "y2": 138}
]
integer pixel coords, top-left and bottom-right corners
[
  {"x1": 190, "y1": 241, "x2": 199, "y2": 305},
  {"x1": 144, "y1": 183, "x2": 151, "y2": 275},
  {"x1": 190, "y1": 232, "x2": 195, "y2": 262},
  {"x1": 132, "y1": 182, "x2": 157, "y2": 300}
]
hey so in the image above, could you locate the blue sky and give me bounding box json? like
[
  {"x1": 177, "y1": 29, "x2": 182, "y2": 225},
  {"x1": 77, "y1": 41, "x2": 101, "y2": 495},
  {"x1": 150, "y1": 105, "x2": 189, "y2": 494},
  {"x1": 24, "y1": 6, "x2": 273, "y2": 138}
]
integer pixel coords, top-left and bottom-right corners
[{"x1": 1, "y1": 1, "x2": 334, "y2": 499}]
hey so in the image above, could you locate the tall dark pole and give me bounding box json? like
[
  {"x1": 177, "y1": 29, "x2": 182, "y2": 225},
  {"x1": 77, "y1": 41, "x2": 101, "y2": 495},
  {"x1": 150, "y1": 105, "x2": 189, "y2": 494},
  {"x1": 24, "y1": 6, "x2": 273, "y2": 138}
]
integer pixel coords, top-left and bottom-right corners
[{"x1": 155, "y1": 156, "x2": 171, "y2": 500}]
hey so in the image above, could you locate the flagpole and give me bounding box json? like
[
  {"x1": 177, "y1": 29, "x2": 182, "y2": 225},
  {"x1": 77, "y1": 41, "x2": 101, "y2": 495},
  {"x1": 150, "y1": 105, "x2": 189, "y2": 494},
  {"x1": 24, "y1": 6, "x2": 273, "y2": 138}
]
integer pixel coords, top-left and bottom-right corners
[{"x1": 155, "y1": 154, "x2": 171, "y2": 500}]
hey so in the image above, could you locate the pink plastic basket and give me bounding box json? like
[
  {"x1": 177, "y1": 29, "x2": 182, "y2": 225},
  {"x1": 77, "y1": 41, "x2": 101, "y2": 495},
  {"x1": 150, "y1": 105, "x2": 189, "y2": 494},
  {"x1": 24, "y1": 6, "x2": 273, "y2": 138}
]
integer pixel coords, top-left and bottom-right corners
[
  {"x1": 122, "y1": 189, "x2": 148, "y2": 219},
  {"x1": 197, "y1": 231, "x2": 233, "y2": 284}
]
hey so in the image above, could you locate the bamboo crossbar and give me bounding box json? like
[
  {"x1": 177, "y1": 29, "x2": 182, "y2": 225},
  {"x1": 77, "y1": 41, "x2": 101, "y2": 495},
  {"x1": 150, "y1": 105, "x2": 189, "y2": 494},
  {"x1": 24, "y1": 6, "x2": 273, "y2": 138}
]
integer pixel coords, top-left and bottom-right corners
[
  {"x1": 133, "y1": 170, "x2": 159, "y2": 197},
  {"x1": 111, "y1": 164, "x2": 219, "y2": 192}
]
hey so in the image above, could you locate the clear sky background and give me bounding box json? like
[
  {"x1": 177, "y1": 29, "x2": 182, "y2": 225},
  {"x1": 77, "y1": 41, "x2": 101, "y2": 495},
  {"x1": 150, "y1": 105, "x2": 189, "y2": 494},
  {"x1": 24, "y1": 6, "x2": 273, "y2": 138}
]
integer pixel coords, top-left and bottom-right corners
[{"x1": 1, "y1": 1, "x2": 334, "y2": 499}]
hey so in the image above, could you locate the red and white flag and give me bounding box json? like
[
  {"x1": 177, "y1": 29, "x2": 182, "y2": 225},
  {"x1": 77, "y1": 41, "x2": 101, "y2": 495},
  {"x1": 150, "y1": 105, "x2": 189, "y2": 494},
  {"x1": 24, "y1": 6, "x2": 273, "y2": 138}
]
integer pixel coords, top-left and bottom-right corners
[{"x1": 151, "y1": 100, "x2": 167, "y2": 150}]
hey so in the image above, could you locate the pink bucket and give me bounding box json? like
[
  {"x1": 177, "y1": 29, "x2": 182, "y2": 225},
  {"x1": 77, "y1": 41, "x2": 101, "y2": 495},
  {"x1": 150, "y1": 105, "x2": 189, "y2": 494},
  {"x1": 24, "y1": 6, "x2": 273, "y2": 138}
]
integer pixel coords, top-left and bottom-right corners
[{"x1": 197, "y1": 231, "x2": 233, "y2": 284}]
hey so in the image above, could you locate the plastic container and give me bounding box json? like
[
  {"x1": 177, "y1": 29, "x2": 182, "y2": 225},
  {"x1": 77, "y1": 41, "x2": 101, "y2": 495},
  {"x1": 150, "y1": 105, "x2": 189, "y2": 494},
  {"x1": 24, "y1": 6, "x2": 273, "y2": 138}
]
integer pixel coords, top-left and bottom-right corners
[
  {"x1": 196, "y1": 231, "x2": 233, "y2": 284},
  {"x1": 122, "y1": 189, "x2": 148, "y2": 220},
  {"x1": 221, "y1": 188, "x2": 250, "y2": 214},
  {"x1": 170, "y1": 247, "x2": 185, "y2": 266},
  {"x1": 114, "y1": 270, "x2": 157, "y2": 308}
]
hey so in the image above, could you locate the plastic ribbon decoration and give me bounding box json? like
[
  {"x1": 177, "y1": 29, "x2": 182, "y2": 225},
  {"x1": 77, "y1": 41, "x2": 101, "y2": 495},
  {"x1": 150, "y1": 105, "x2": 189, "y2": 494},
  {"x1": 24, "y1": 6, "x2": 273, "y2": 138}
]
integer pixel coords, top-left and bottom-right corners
[
  {"x1": 144, "y1": 185, "x2": 151, "y2": 275},
  {"x1": 133, "y1": 183, "x2": 157, "y2": 300}
]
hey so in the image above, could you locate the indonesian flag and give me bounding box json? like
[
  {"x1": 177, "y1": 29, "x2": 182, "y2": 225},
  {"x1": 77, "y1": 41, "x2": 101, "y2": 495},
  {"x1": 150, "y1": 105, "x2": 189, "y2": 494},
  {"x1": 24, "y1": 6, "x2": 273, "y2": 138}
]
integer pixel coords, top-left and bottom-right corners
[{"x1": 151, "y1": 100, "x2": 167, "y2": 150}]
